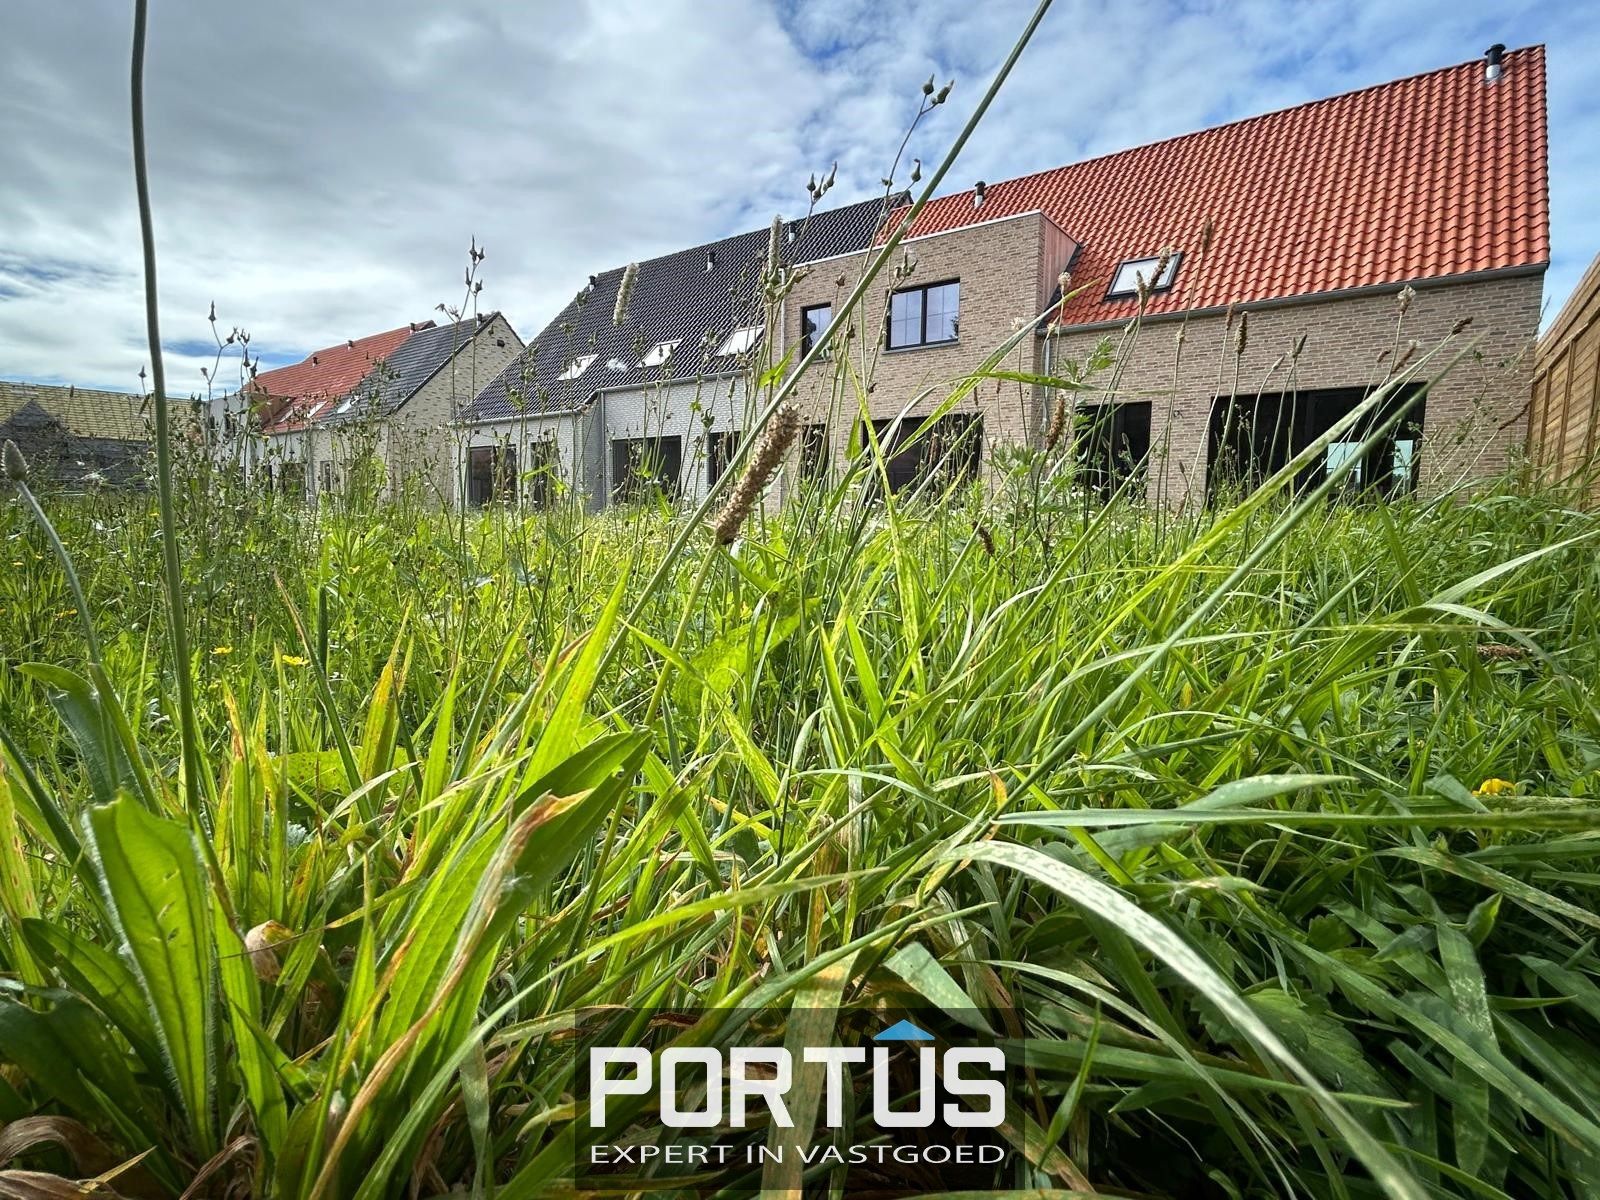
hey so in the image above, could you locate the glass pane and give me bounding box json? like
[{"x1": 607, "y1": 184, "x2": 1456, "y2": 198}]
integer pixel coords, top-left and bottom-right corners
[
  {"x1": 1110, "y1": 260, "x2": 1152, "y2": 295},
  {"x1": 925, "y1": 282, "x2": 959, "y2": 342},
  {"x1": 802, "y1": 304, "x2": 833, "y2": 351},
  {"x1": 889, "y1": 290, "x2": 922, "y2": 348}
]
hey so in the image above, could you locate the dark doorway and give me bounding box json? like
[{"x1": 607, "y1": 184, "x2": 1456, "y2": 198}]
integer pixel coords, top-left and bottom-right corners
[
  {"x1": 706, "y1": 430, "x2": 740, "y2": 488},
  {"x1": 467, "y1": 445, "x2": 517, "y2": 507},
  {"x1": 864, "y1": 413, "x2": 983, "y2": 495},
  {"x1": 1208, "y1": 386, "x2": 1424, "y2": 500},
  {"x1": 1075, "y1": 402, "x2": 1152, "y2": 500},
  {"x1": 611, "y1": 436, "x2": 683, "y2": 503}
]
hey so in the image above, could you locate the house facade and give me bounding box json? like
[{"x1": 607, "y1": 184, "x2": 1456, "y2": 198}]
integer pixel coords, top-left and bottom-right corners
[
  {"x1": 459, "y1": 197, "x2": 894, "y2": 510},
  {"x1": 252, "y1": 315, "x2": 522, "y2": 505},
  {"x1": 783, "y1": 44, "x2": 1548, "y2": 507},
  {"x1": 0, "y1": 381, "x2": 149, "y2": 488}
]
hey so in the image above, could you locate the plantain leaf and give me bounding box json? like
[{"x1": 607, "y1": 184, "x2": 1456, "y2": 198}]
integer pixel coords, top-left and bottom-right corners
[{"x1": 82, "y1": 798, "x2": 219, "y2": 1156}]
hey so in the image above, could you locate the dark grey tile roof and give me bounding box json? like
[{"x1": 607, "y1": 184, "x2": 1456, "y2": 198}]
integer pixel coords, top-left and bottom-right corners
[
  {"x1": 324, "y1": 315, "x2": 502, "y2": 425},
  {"x1": 463, "y1": 195, "x2": 901, "y2": 423}
]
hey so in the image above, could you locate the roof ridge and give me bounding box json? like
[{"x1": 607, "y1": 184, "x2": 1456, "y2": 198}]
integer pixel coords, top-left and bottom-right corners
[
  {"x1": 588, "y1": 193, "x2": 900, "y2": 283},
  {"x1": 925, "y1": 45, "x2": 1545, "y2": 202}
]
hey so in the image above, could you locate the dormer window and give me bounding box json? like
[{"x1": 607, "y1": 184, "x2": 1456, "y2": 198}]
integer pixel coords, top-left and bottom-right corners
[
  {"x1": 1107, "y1": 253, "x2": 1181, "y2": 299},
  {"x1": 716, "y1": 325, "x2": 763, "y2": 357},
  {"x1": 557, "y1": 354, "x2": 596, "y2": 381},
  {"x1": 640, "y1": 339, "x2": 680, "y2": 368}
]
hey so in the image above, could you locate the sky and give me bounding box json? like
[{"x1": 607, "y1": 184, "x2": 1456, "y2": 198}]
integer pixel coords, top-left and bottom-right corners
[{"x1": 1, "y1": 0, "x2": 1596, "y2": 396}]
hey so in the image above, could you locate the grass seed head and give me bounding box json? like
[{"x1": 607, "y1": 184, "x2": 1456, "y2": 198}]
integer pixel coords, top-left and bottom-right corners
[
  {"x1": 3, "y1": 439, "x2": 27, "y2": 483},
  {"x1": 613, "y1": 262, "x2": 638, "y2": 325},
  {"x1": 710, "y1": 404, "x2": 800, "y2": 546}
]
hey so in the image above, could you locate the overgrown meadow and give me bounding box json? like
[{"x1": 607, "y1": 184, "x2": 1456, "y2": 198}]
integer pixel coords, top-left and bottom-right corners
[{"x1": 3, "y1": 398, "x2": 1600, "y2": 1200}]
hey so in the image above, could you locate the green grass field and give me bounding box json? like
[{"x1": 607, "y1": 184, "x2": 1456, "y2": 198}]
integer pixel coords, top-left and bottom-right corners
[{"x1": 3, "y1": 421, "x2": 1599, "y2": 1198}]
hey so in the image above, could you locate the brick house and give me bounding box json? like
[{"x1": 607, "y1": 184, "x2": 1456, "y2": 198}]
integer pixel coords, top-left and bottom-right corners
[
  {"x1": 779, "y1": 45, "x2": 1548, "y2": 506},
  {"x1": 251, "y1": 315, "x2": 522, "y2": 504},
  {"x1": 459, "y1": 196, "x2": 893, "y2": 509}
]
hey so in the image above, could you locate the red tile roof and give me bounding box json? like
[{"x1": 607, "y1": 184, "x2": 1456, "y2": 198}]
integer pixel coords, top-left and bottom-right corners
[
  {"x1": 254, "y1": 324, "x2": 421, "y2": 433},
  {"x1": 892, "y1": 46, "x2": 1548, "y2": 328}
]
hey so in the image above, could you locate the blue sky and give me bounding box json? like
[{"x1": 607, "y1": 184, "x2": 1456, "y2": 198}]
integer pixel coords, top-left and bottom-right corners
[{"x1": 0, "y1": 0, "x2": 1595, "y2": 393}]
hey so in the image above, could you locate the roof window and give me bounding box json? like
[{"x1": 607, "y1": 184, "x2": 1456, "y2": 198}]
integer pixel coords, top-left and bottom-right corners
[
  {"x1": 1107, "y1": 252, "x2": 1181, "y2": 299},
  {"x1": 557, "y1": 354, "x2": 597, "y2": 381},
  {"x1": 716, "y1": 325, "x2": 763, "y2": 357},
  {"x1": 640, "y1": 339, "x2": 680, "y2": 367}
]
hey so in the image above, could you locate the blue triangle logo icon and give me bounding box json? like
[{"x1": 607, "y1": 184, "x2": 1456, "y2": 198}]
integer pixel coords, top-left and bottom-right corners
[{"x1": 874, "y1": 1019, "x2": 935, "y2": 1042}]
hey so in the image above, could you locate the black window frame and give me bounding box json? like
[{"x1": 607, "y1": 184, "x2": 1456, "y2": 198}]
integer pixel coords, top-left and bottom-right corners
[
  {"x1": 524, "y1": 437, "x2": 558, "y2": 509},
  {"x1": 611, "y1": 435, "x2": 683, "y2": 504},
  {"x1": 1074, "y1": 402, "x2": 1152, "y2": 501},
  {"x1": 886, "y1": 279, "x2": 961, "y2": 350},
  {"x1": 1207, "y1": 384, "x2": 1426, "y2": 502},
  {"x1": 705, "y1": 429, "x2": 740, "y2": 488},
  {"x1": 800, "y1": 423, "x2": 829, "y2": 483},
  {"x1": 467, "y1": 444, "x2": 518, "y2": 508},
  {"x1": 800, "y1": 303, "x2": 834, "y2": 355},
  {"x1": 1104, "y1": 252, "x2": 1182, "y2": 301},
  {"x1": 863, "y1": 413, "x2": 983, "y2": 495}
]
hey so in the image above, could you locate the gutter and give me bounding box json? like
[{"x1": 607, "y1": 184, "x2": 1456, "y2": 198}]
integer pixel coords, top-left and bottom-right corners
[{"x1": 1044, "y1": 263, "x2": 1548, "y2": 336}]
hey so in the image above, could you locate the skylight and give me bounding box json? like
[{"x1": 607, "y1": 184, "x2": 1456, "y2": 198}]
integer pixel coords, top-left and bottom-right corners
[
  {"x1": 334, "y1": 396, "x2": 356, "y2": 415},
  {"x1": 557, "y1": 354, "x2": 597, "y2": 381},
  {"x1": 716, "y1": 326, "x2": 763, "y2": 357},
  {"x1": 640, "y1": 339, "x2": 680, "y2": 368},
  {"x1": 606, "y1": 358, "x2": 630, "y2": 372},
  {"x1": 1106, "y1": 253, "x2": 1181, "y2": 299}
]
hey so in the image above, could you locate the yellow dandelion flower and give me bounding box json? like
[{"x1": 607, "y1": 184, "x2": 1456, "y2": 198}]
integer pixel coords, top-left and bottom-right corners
[
  {"x1": 280, "y1": 654, "x2": 308, "y2": 667},
  {"x1": 54, "y1": 608, "x2": 75, "y2": 618},
  {"x1": 211, "y1": 645, "x2": 233, "y2": 657},
  {"x1": 1473, "y1": 777, "x2": 1516, "y2": 797}
]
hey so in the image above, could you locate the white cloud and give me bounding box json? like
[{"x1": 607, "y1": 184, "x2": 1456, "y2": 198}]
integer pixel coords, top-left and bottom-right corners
[{"x1": 1, "y1": 0, "x2": 1595, "y2": 393}]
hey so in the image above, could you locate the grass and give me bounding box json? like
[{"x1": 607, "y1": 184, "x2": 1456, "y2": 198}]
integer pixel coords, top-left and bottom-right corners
[{"x1": 2, "y1": 438, "x2": 1599, "y2": 1198}]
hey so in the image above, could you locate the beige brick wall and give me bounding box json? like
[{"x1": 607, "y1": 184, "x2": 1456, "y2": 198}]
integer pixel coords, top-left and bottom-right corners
[
  {"x1": 772, "y1": 210, "x2": 1537, "y2": 507},
  {"x1": 777, "y1": 211, "x2": 1073, "y2": 492},
  {"x1": 1047, "y1": 271, "x2": 1543, "y2": 506},
  {"x1": 388, "y1": 313, "x2": 524, "y2": 504}
]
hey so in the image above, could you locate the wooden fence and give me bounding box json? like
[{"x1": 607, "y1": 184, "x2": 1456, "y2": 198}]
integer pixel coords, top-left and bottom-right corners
[{"x1": 1530, "y1": 252, "x2": 1600, "y2": 501}]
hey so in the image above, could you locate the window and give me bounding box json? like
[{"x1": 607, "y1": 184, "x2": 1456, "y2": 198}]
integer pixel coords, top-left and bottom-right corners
[
  {"x1": 557, "y1": 354, "x2": 596, "y2": 381},
  {"x1": 524, "y1": 438, "x2": 558, "y2": 508},
  {"x1": 1075, "y1": 403, "x2": 1152, "y2": 500},
  {"x1": 319, "y1": 460, "x2": 334, "y2": 493},
  {"x1": 706, "y1": 430, "x2": 740, "y2": 487},
  {"x1": 606, "y1": 358, "x2": 630, "y2": 372},
  {"x1": 887, "y1": 281, "x2": 959, "y2": 349},
  {"x1": 611, "y1": 436, "x2": 683, "y2": 503},
  {"x1": 800, "y1": 423, "x2": 829, "y2": 483},
  {"x1": 1208, "y1": 385, "x2": 1425, "y2": 500},
  {"x1": 640, "y1": 340, "x2": 680, "y2": 368},
  {"x1": 716, "y1": 326, "x2": 763, "y2": 357},
  {"x1": 801, "y1": 303, "x2": 833, "y2": 354},
  {"x1": 467, "y1": 445, "x2": 517, "y2": 507},
  {"x1": 864, "y1": 413, "x2": 982, "y2": 494},
  {"x1": 1107, "y1": 253, "x2": 1181, "y2": 299}
]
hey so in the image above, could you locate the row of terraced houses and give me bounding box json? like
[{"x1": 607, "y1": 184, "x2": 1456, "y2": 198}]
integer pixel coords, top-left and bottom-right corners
[{"x1": 23, "y1": 46, "x2": 1555, "y2": 508}]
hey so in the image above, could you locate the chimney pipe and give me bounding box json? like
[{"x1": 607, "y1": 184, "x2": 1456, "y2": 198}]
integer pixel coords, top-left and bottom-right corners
[{"x1": 1484, "y1": 43, "x2": 1505, "y2": 83}]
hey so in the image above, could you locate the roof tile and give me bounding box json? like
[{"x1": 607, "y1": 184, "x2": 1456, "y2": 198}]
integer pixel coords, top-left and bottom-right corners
[{"x1": 892, "y1": 47, "x2": 1548, "y2": 326}]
